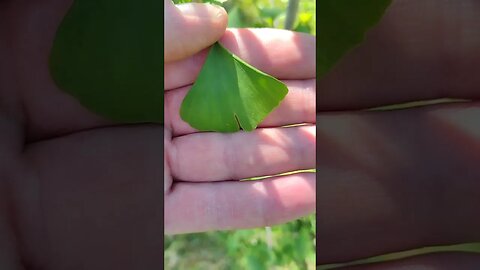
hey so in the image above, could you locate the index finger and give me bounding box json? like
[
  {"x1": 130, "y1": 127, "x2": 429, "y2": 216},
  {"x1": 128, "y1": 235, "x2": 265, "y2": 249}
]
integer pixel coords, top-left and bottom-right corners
[{"x1": 164, "y1": 28, "x2": 316, "y2": 90}]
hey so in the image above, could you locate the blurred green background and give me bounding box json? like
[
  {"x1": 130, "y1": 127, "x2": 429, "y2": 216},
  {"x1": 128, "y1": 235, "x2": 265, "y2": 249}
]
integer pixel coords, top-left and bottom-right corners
[
  {"x1": 165, "y1": 215, "x2": 316, "y2": 270},
  {"x1": 173, "y1": 0, "x2": 316, "y2": 35},
  {"x1": 166, "y1": 1, "x2": 316, "y2": 270}
]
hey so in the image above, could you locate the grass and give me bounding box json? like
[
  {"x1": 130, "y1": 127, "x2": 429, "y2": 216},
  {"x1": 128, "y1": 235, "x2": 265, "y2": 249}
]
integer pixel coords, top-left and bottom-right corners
[{"x1": 165, "y1": 214, "x2": 316, "y2": 270}]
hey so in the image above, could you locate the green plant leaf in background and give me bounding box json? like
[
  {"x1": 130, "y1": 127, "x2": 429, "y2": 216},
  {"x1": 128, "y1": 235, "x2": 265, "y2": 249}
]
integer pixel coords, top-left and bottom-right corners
[
  {"x1": 50, "y1": 0, "x2": 163, "y2": 123},
  {"x1": 203, "y1": 0, "x2": 228, "y2": 5},
  {"x1": 318, "y1": 0, "x2": 391, "y2": 77},
  {"x1": 180, "y1": 42, "x2": 288, "y2": 132},
  {"x1": 227, "y1": 5, "x2": 248, "y2": 28}
]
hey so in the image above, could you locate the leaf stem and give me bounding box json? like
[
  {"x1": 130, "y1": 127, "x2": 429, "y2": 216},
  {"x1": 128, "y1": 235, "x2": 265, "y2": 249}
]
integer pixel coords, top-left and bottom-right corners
[{"x1": 284, "y1": 0, "x2": 300, "y2": 30}]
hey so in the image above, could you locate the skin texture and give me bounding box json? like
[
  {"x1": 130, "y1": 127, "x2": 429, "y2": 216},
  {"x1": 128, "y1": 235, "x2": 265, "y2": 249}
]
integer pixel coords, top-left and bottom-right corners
[
  {"x1": 0, "y1": 0, "x2": 315, "y2": 269},
  {"x1": 163, "y1": 6, "x2": 317, "y2": 233},
  {"x1": 317, "y1": 0, "x2": 480, "y2": 268}
]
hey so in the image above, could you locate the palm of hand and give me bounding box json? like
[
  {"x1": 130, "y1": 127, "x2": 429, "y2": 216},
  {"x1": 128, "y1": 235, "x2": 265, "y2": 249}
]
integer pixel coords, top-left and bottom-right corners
[
  {"x1": 163, "y1": 29, "x2": 316, "y2": 234},
  {"x1": 1, "y1": 1, "x2": 316, "y2": 268}
]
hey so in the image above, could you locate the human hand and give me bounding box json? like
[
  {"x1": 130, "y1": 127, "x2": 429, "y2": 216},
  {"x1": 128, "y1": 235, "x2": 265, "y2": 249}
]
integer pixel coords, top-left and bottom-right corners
[
  {"x1": 0, "y1": 1, "x2": 315, "y2": 269},
  {"x1": 317, "y1": 0, "x2": 480, "y2": 268},
  {"x1": 164, "y1": 1, "x2": 316, "y2": 234}
]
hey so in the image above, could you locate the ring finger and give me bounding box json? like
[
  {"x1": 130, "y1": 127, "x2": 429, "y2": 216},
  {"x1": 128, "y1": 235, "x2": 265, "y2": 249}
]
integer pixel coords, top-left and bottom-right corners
[{"x1": 168, "y1": 125, "x2": 315, "y2": 182}]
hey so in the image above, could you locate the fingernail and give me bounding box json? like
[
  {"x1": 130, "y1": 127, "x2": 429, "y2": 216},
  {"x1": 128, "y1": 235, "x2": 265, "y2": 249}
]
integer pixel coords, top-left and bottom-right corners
[{"x1": 176, "y1": 3, "x2": 226, "y2": 20}]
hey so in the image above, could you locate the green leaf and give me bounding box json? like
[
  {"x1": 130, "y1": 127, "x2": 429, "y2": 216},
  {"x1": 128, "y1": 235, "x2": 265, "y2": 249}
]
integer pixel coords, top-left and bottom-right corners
[
  {"x1": 227, "y1": 5, "x2": 247, "y2": 28},
  {"x1": 204, "y1": 0, "x2": 228, "y2": 5},
  {"x1": 259, "y1": 7, "x2": 283, "y2": 20},
  {"x1": 50, "y1": 0, "x2": 163, "y2": 123},
  {"x1": 180, "y1": 42, "x2": 288, "y2": 133},
  {"x1": 318, "y1": 0, "x2": 392, "y2": 77}
]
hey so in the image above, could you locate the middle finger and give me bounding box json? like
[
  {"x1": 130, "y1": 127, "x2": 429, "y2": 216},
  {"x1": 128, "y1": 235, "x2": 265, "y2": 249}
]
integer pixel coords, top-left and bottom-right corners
[{"x1": 165, "y1": 79, "x2": 316, "y2": 136}]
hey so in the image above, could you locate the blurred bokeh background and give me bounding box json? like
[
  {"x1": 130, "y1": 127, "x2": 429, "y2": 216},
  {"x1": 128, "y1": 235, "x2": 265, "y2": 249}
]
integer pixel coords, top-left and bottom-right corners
[
  {"x1": 173, "y1": 0, "x2": 315, "y2": 35},
  {"x1": 166, "y1": 1, "x2": 316, "y2": 269},
  {"x1": 165, "y1": 215, "x2": 315, "y2": 269}
]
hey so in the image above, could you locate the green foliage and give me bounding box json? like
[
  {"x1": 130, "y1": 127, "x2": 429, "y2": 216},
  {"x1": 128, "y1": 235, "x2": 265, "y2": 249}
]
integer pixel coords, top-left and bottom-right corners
[
  {"x1": 173, "y1": 0, "x2": 316, "y2": 35},
  {"x1": 180, "y1": 42, "x2": 288, "y2": 132},
  {"x1": 165, "y1": 214, "x2": 316, "y2": 270},
  {"x1": 229, "y1": 0, "x2": 315, "y2": 35},
  {"x1": 317, "y1": 0, "x2": 391, "y2": 77},
  {"x1": 50, "y1": 0, "x2": 163, "y2": 123}
]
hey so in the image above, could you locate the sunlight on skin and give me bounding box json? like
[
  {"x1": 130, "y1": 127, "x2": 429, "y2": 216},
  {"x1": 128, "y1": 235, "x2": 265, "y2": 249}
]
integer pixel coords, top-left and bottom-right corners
[
  {"x1": 165, "y1": 114, "x2": 315, "y2": 235},
  {"x1": 245, "y1": 144, "x2": 289, "y2": 169},
  {"x1": 165, "y1": 79, "x2": 316, "y2": 136},
  {"x1": 251, "y1": 175, "x2": 316, "y2": 210},
  {"x1": 165, "y1": 173, "x2": 315, "y2": 234},
  {"x1": 169, "y1": 125, "x2": 315, "y2": 182},
  {"x1": 164, "y1": 1, "x2": 228, "y2": 63},
  {"x1": 164, "y1": 28, "x2": 316, "y2": 91},
  {"x1": 164, "y1": 25, "x2": 316, "y2": 234},
  {"x1": 261, "y1": 80, "x2": 317, "y2": 125},
  {"x1": 221, "y1": 28, "x2": 313, "y2": 79},
  {"x1": 253, "y1": 128, "x2": 294, "y2": 168},
  {"x1": 164, "y1": 0, "x2": 316, "y2": 237},
  {"x1": 222, "y1": 28, "x2": 304, "y2": 72}
]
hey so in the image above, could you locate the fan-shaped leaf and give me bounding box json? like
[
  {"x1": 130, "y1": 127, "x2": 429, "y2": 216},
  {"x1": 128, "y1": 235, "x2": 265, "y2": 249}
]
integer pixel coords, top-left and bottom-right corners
[
  {"x1": 50, "y1": 0, "x2": 163, "y2": 123},
  {"x1": 318, "y1": 0, "x2": 392, "y2": 77},
  {"x1": 180, "y1": 42, "x2": 288, "y2": 133}
]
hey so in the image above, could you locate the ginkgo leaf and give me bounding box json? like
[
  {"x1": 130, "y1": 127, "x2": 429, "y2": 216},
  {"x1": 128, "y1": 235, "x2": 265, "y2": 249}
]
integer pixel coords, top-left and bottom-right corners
[
  {"x1": 50, "y1": 0, "x2": 163, "y2": 123},
  {"x1": 180, "y1": 42, "x2": 288, "y2": 133},
  {"x1": 318, "y1": 0, "x2": 392, "y2": 77}
]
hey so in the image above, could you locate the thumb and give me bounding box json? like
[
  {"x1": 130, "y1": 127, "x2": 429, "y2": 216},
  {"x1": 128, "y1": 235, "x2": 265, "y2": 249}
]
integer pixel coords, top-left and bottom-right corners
[{"x1": 164, "y1": 1, "x2": 228, "y2": 63}]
